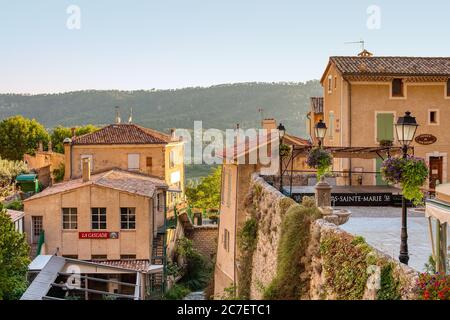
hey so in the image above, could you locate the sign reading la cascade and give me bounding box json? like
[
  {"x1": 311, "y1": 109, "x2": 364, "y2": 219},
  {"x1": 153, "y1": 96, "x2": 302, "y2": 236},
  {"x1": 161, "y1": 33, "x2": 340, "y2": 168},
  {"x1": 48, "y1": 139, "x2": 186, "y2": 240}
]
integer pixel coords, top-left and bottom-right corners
[{"x1": 79, "y1": 232, "x2": 119, "y2": 239}]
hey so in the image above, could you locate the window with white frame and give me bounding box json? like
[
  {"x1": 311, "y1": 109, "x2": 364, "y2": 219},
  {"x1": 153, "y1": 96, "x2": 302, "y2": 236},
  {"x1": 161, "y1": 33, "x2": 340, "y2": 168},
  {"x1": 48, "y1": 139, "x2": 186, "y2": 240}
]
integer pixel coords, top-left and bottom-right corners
[
  {"x1": 127, "y1": 154, "x2": 140, "y2": 171},
  {"x1": 62, "y1": 208, "x2": 78, "y2": 230}
]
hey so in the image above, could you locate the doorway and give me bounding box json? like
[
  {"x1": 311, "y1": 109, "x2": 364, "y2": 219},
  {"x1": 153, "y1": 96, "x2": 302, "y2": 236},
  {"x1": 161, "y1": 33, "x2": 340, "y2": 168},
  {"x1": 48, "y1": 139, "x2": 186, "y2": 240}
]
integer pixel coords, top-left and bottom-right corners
[
  {"x1": 31, "y1": 216, "x2": 43, "y2": 244},
  {"x1": 429, "y1": 156, "x2": 443, "y2": 189}
]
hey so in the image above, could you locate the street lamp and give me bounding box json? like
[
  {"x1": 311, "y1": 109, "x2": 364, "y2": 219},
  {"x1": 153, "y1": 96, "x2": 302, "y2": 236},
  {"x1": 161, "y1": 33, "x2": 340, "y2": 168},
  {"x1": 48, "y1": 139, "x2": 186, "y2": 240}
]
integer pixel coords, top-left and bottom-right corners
[
  {"x1": 395, "y1": 111, "x2": 419, "y2": 265},
  {"x1": 315, "y1": 119, "x2": 327, "y2": 148},
  {"x1": 278, "y1": 123, "x2": 286, "y2": 192}
]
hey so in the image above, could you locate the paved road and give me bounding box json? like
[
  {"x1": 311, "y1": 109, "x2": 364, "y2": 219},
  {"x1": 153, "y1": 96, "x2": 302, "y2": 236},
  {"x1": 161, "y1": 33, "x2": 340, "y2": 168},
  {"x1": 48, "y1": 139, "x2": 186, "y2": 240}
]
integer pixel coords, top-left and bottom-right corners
[{"x1": 340, "y1": 207, "x2": 432, "y2": 271}]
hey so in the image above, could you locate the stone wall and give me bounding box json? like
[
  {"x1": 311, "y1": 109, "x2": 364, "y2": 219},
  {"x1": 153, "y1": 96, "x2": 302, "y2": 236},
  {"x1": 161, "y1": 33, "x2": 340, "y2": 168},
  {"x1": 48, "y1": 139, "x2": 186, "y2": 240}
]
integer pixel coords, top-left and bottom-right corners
[
  {"x1": 186, "y1": 225, "x2": 219, "y2": 260},
  {"x1": 243, "y1": 173, "x2": 418, "y2": 300}
]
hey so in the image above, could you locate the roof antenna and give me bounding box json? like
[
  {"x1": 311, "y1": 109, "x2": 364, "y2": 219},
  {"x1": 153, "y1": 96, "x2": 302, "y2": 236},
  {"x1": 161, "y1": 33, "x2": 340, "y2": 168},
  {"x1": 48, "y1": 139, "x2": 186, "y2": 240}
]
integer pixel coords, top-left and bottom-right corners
[
  {"x1": 345, "y1": 39, "x2": 372, "y2": 57},
  {"x1": 115, "y1": 106, "x2": 121, "y2": 124},
  {"x1": 128, "y1": 107, "x2": 133, "y2": 124}
]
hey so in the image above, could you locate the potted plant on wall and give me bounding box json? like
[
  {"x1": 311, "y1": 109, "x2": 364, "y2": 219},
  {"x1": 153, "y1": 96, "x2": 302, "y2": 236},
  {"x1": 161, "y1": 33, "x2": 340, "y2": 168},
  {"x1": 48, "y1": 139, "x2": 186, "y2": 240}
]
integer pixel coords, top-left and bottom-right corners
[
  {"x1": 381, "y1": 155, "x2": 428, "y2": 205},
  {"x1": 306, "y1": 147, "x2": 333, "y2": 180}
]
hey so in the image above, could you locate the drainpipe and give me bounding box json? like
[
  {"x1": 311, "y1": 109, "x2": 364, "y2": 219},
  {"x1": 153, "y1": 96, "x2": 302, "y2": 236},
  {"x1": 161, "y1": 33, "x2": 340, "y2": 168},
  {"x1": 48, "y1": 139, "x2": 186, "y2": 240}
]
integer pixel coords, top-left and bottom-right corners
[
  {"x1": 234, "y1": 165, "x2": 239, "y2": 294},
  {"x1": 347, "y1": 80, "x2": 353, "y2": 186}
]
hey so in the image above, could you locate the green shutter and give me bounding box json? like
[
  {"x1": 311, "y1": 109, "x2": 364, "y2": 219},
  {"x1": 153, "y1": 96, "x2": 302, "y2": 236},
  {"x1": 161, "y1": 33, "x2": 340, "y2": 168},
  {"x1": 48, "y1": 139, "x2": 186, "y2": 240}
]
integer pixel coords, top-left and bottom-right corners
[{"x1": 377, "y1": 113, "x2": 394, "y2": 142}]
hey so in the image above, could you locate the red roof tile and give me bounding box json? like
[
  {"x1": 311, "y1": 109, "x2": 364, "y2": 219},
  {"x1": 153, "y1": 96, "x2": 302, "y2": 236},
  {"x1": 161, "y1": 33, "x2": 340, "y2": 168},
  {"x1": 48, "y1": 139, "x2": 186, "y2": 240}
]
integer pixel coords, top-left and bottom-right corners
[
  {"x1": 330, "y1": 56, "x2": 450, "y2": 77},
  {"x1": 24, "y1": 169, "x2": 167, "y2": 201},
  {"x1": 72, "y1": 124, "x2": 172, "y2": 145}
]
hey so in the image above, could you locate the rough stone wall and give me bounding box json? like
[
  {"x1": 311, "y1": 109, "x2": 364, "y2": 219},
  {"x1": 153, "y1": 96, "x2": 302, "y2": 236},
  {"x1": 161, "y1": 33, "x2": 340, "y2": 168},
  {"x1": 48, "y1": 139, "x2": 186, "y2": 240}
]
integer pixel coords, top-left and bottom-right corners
[
  {"x1": 246, "y1": 174, "x2": 296, "y2": 299},
  {"x1": 308, "y1": 220, "x2": 418, "y2": 300},
  {"x1": 187, "y1": 225, "x2": 219, "y2": 260},
  {"x1": 245, "y1": 174, "x2": 419, "y2": 300}
]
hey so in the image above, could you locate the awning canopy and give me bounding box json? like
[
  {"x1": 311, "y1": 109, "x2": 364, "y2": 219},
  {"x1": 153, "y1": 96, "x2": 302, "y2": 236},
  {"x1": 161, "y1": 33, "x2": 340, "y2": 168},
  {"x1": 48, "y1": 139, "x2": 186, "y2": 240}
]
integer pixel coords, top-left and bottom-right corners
[{"x1": 16, "y1": 174, "x2": 38, "y2": 182}]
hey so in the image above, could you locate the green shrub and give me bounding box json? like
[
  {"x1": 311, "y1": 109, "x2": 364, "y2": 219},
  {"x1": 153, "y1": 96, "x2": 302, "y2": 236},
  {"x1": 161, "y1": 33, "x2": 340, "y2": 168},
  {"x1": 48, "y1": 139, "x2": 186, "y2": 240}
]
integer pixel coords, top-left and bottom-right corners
[
  {"x1": 237, "y1": 218, "x2": 259, "y2": 299},
  {"x1": 176, "y1": 238, "x2": 212, "y2": 291},
  {"x1": 163, "y1": 284, "x2": 191, "y2": 300},
  {"x1": 4, "y1": 199, "x2": 23, "y2": 211},
  {"x1": 320, "y1": 233, "x2": 372, "y2": 300},
  {"x1": 263, "y1": 204, "x2": 320, "y2": 300},
  {"x1": 377, "y1": 263, "x2": 401, "y2": 300}
]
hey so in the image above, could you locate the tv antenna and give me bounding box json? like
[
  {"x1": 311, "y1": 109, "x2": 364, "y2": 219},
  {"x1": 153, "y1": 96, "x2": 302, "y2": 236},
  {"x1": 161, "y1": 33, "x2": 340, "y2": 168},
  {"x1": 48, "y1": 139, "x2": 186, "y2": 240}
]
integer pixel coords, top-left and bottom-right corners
[{"x1": 345, "y1": 40, "x2": 365, "y2": 51}]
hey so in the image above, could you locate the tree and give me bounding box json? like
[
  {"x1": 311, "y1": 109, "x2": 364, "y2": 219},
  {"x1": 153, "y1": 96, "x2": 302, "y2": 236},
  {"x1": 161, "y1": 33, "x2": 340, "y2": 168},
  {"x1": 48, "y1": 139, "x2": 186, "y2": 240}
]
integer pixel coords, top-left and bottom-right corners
[
  {"x1": 0, "y1": 157, "x2": 28, "y2": 187},
  {"x1": 0, "y1": 208, "x2": 30, "y2": 300},
  {"x1": 185, "y1": 167, "x2": 221, "y2": 210},
  {"x1": 50, "y1": 125, "x2": 99, "y2": 154},
  {"x1": 0, "y1": 116, "x2": 49, "y2": 160}
]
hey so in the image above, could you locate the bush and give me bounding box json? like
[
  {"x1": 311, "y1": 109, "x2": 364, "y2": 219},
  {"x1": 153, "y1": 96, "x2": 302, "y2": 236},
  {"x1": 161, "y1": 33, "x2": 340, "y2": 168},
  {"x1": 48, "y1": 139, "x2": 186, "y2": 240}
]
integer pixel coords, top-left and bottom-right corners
[
  {"x1": 263, "y1": 204, "x2": 321, "y2": 299},
  {"x1": 163, "y1": 284, "x2": 191, "y2": 300},
  {"x1": 4, "y1": 200, "x2": 23, "y2": 211},
  {"x1": 417, "y1": 273, "x2": 450, "y2": 300},
  {"x1": 176, "y1": 238, "x2": 212, "y2": 291},
  {"x1": 237, "y1": 218, "x2": 258, "y2": 299},
  {"x1": 52, "y1": 163, "x2": 65, "y2": 183}
]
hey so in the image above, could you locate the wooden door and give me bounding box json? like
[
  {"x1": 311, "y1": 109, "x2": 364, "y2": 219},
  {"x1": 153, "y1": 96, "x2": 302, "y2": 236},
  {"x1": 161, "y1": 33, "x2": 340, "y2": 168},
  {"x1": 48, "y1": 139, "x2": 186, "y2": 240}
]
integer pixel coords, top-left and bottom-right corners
[{"x1": 429, "y1": 157, "x2": 443, "y2": 189}]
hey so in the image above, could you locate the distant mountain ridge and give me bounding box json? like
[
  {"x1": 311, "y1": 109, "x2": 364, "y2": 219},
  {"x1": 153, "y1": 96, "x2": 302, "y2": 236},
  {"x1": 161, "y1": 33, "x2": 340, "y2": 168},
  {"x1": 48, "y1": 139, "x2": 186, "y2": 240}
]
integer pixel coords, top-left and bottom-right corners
[{"x1": 0, "y1": 81, "x2": 322, "y2": 137}]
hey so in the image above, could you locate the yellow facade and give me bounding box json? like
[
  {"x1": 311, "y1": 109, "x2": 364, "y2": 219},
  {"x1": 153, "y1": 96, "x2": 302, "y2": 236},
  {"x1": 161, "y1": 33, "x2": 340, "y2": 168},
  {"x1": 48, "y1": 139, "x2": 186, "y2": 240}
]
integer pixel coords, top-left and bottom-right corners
[
  {"x1": 321, "y1": 61, "x2": 450, "y2": 187},
  {"x1": 24, "y1": 184, "x2": 164, "y2": 260}
]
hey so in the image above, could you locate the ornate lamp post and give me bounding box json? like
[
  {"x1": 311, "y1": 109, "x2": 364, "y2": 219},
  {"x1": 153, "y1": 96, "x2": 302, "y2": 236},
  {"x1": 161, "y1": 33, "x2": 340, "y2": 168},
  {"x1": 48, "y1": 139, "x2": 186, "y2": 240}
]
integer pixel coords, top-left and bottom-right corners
[
  {"x1": 278, "y1": 123, "x2": 286, "y2": 192},
  {"x1": 315, "y1": 119, "x2": 327, "y2": 148},
  {"x1": 395, "y1": 111, "x2": 419, "y2": 265}
]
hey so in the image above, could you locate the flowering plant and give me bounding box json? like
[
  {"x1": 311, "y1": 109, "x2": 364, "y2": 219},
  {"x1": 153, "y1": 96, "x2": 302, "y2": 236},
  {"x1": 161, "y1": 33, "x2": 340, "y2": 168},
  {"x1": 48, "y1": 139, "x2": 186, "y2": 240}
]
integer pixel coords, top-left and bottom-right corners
[
  {"x1": 306, "y1": 147, "x2": 333, "y2": 180},
  {"x1": 416, "y1": 273, "x2": 450, "y2": 300},
  {"x1": 381, "y1": 155, "x2": 428, "y2": 205}
]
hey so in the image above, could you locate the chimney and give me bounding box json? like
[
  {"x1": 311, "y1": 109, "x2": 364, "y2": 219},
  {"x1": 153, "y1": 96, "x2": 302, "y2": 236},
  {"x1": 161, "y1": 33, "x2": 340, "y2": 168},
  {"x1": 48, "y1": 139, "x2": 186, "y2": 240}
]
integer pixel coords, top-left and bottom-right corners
[
  {"x1": 262, "y1": 118, "x2": 277, "y2": 130},
  {"x1": 82, "y1": 157, "x2": 91, "y2": 182},
  {"x1": 115, "y1": 106, "x2": 121, "y2": 124},
  {"x1": 71, "y1": 127, "x2": 76, "y2": 139},
  {"x1": 63, "y1": 137, "x2": 72, "y2": 181},
  {"x1": 48, "y1": 140, "x2": 53, "y2": 153},
  {"x1": 38, "y1": 141, "x2": 44, "y2": 152},
  {"x1": 128, "y1": 107, "x2": 133, "y2": 124}
]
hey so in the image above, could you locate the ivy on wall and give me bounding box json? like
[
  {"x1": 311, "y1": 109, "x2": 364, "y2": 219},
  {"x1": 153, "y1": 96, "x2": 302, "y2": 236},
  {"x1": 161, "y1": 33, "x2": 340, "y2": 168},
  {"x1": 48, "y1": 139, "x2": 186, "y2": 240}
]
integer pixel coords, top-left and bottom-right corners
[{"x1": 263, "y1": 197, "x2": 320, "y2": 300}]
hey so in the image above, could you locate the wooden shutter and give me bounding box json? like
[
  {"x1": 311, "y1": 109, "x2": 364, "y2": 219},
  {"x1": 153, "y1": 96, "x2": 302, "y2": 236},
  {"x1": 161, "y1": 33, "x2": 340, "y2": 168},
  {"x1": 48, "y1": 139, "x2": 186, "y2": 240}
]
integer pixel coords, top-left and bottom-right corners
[{"x1": 376, "y1": 113, "x2": 394, "y2": 142}]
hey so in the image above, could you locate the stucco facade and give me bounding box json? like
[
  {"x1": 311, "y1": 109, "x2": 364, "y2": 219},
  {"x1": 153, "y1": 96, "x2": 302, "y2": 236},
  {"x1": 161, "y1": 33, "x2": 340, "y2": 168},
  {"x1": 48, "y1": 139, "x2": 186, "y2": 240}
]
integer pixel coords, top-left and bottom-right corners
[{"x1": 320, "y1": 56, "x2": 450, "y2": 187}]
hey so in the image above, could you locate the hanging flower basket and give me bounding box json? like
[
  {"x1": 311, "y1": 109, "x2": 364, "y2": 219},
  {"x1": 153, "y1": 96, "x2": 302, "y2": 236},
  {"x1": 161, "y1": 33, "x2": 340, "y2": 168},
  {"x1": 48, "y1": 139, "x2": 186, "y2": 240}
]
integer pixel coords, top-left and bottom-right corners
[
  {"x1": 381, "y1": 156, "x2": 428, "y2": 205},
  {"x1": 280, "y1": 144, "x2": 291, "y2": 157},
  {"x1": 306, "y1": 147, "x2": 333, "y2": 180}
]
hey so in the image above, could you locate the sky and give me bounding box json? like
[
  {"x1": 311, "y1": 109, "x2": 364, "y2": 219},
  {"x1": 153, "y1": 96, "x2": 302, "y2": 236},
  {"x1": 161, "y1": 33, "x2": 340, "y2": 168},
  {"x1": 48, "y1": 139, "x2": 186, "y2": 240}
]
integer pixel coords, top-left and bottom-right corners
[{"x1": 1, "y1": 0, "x2": 450, "y2": 94}]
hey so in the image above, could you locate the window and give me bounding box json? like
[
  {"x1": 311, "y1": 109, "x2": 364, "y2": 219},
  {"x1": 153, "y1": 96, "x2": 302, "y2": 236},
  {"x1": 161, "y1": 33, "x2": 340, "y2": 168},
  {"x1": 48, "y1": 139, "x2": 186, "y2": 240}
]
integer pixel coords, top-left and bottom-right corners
[
  {"x1": 328, "y1": 112, "x2": 335, "y2": 139},
  {"x1": 226, "y1": 169, "x2": 232, "y2": 207},
  {"x1": 62, "y1": 208, "x2": 78, "y2": 229},
  {"x1": 146, "y1": 157, "x2": 152, "y2": 168},
  {"x1": 91, "y1": 208, "x2": 107, "y2": 230},
  {"x1": 334, "y1": 76, "x2": 337, "y2": 90},
  {"x1": 120, "y1": 255, "x2": 136, "y2": 260},
  {"x1": 223, "y1": 229, "x2": 230, "y2": 252},
  {"x1": 63, "y1": 255, "x2": 78, "y2": 259},
  {"x1": 429, "y1": 110, "x2": 439, "y2": 125},
  {"x1": 120, "y1": 208, "x2": 136, "y2": 230},
  {"x1": 91, "y1": 255, "x2": 107, "y2": 260},
  {"x1": 157, "y1": 193, "x2": 164, "y2": 211},
  {"x1": 392, "y1": 79, "x2": 404, "y2": 97},
  {"x1": 376, "y1": 113, "x2": 394, "y2": 142},
  {"x1": 128, "y1": 154, "x2": 140, "y2": 171},
  {"x1": 447, "y1": 79, "x2": 450, "y2": 97},
  {"x1": 169, "y1": 150, "x2": 175, "y2": 168},
  {"x1": 328, "y1": 76, "x2": 333, "y2": 94}
]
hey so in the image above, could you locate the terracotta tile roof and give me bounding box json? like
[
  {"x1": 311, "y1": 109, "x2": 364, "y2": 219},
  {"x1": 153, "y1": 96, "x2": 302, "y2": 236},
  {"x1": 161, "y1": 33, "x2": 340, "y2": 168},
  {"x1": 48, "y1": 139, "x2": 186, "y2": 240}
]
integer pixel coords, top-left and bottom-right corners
[
  {"x1": 72, "y1": 123, "x2": 172, "y2": 145},
  {"x1": 24, "y1": 169, "x2": 167, "y2": 201},
  {"x1": 330, "y1": 56, "x2": 450, "y2": 77},
  {"x1": 217, "y1": 132, "x2": 310, "y2": 160},
  {"x1": 90, "y1": 259, "x2": 151, "y2": 273},
  {"x1": 6, "y1": 209, "x2": 24, "y2": 222},
  {"x1": 310, "y1": 97, "x2": 323, "y2": 114}
]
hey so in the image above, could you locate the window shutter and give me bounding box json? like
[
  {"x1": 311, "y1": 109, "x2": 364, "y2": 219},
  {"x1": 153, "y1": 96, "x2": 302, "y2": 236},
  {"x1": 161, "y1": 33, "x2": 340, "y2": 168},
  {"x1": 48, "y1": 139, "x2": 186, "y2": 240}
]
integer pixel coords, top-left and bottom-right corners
[
  {"x1": 377, "y1": 113, "x2": 394, "y2": 141},
  {"x1": 128, "y1": 154, "x2": 140, "y2": 170}
]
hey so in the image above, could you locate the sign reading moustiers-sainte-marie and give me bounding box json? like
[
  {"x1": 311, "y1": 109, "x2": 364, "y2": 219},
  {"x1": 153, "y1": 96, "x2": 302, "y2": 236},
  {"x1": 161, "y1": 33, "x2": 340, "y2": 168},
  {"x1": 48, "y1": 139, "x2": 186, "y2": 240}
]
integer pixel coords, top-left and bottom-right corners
[
  {"x1": 291, "y1": 192, "x2": 394, "y2": 206},
  {"x1": 415, "y1": 134, "x2": 437, "y2": 145},
  {"x1": 79, "y1": 232, "x2": 119, "y2": 239}
]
